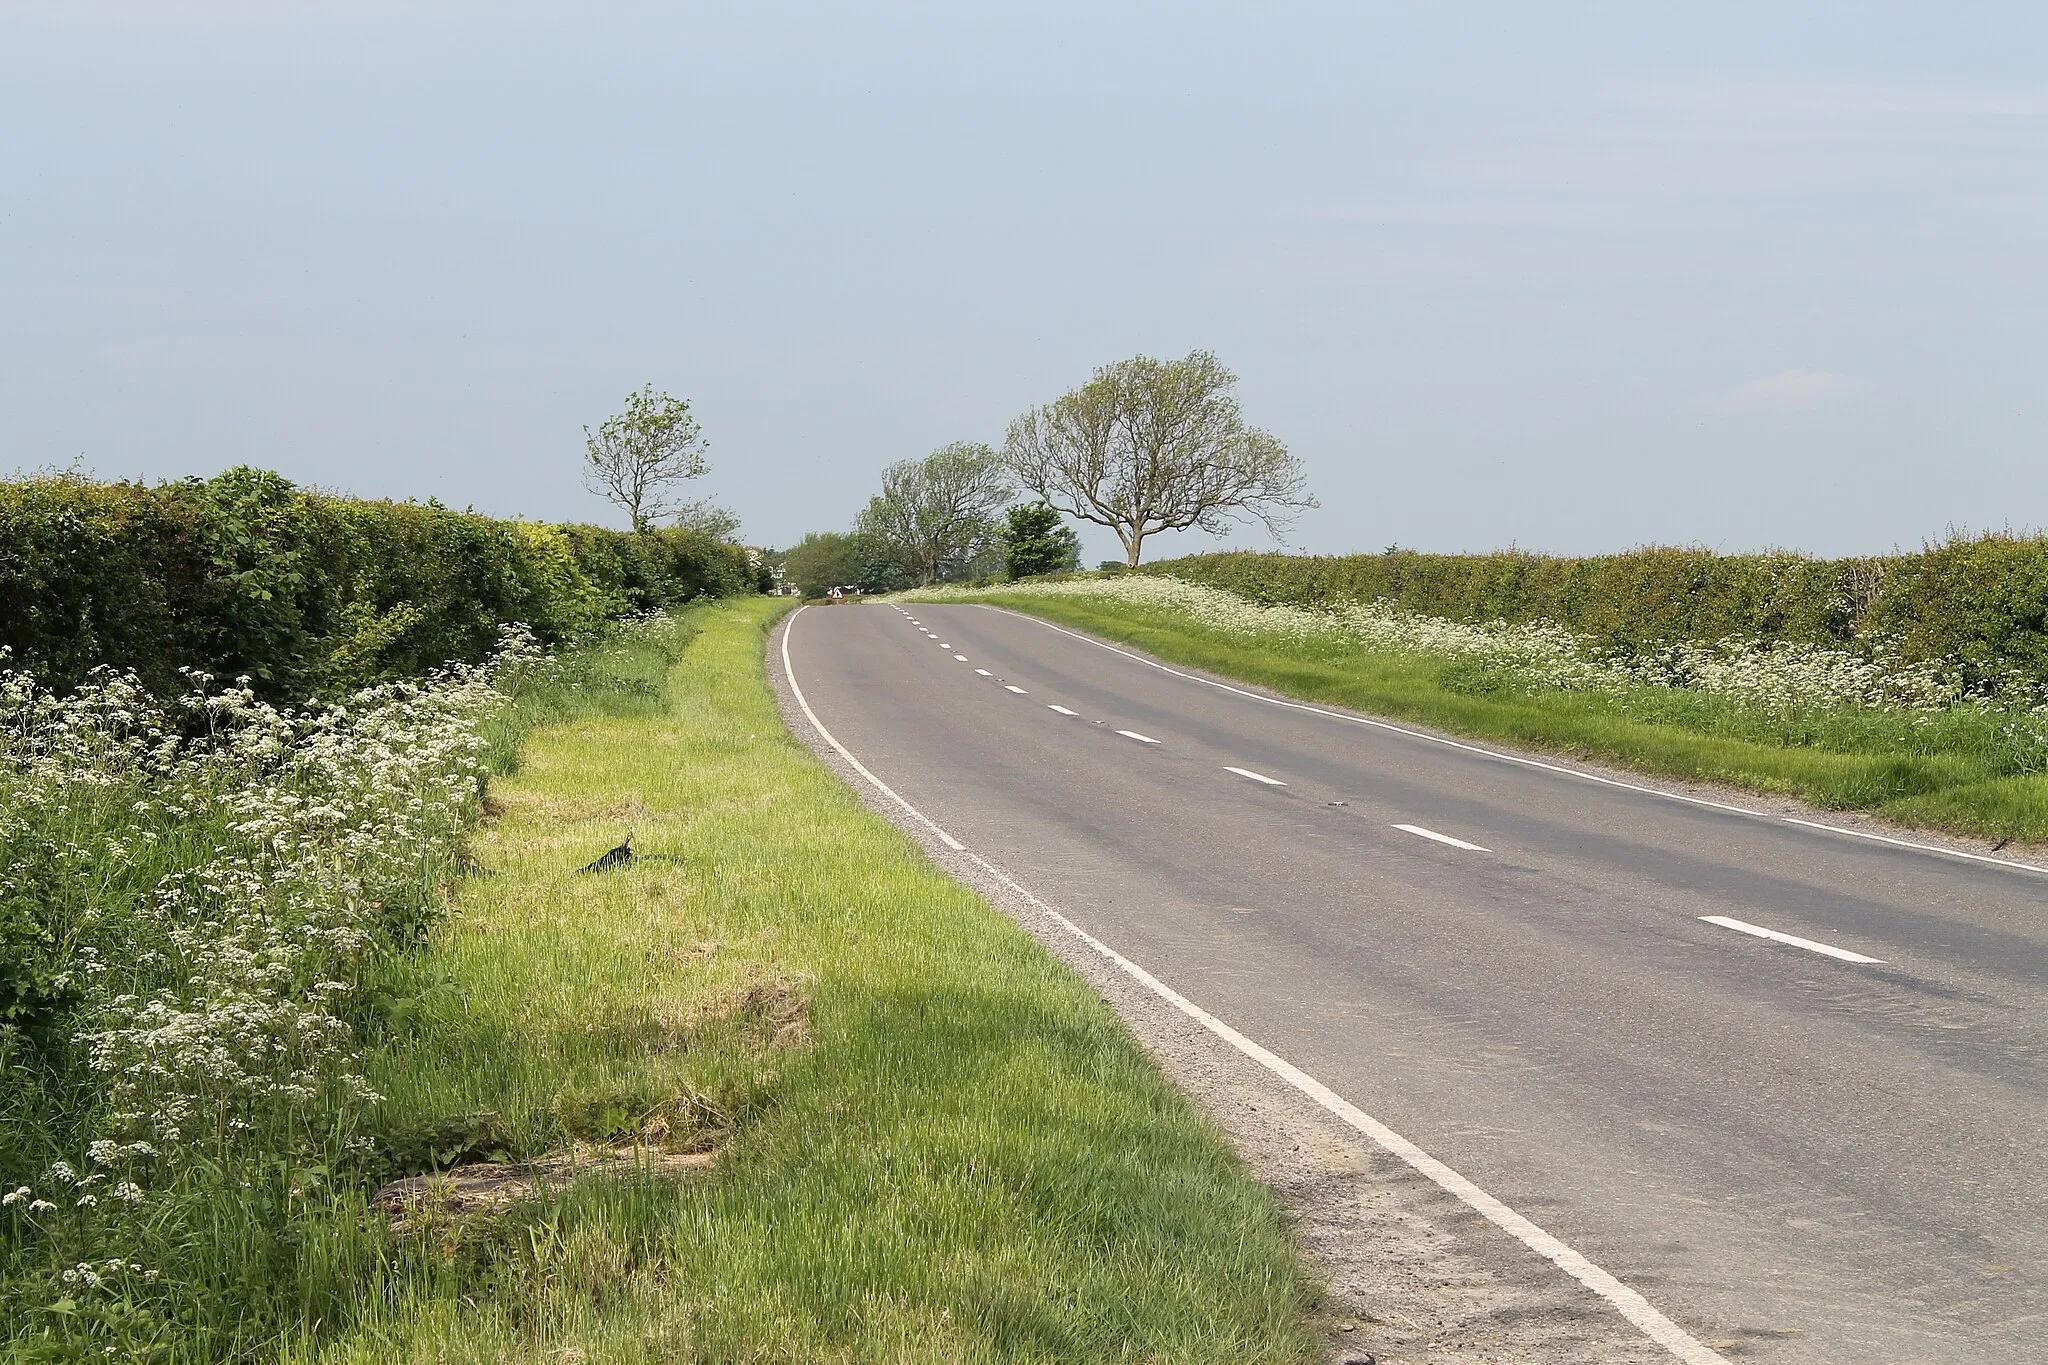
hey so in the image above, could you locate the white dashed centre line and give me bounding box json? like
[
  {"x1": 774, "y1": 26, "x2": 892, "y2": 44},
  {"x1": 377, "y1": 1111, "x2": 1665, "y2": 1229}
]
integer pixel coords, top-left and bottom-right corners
[
  {"x1": 1225, "y1": 766, "x2": 1287, "y2": 786},
  {"x1": 939, "y1": 642, "x2": 951, "y2": 649},
  {"x1": 1116, "y1": 730, "x2": 1160, "y2": 744},
  {"x1": 975, "y1": 668, "x2": 992, "y2": 676},
  {"x1": 1005, "y1": 685, "x2": 1029, "y2": 694},
  {"x1": 1048, "y1": 705, "x2": 1080, "y2": 716},
  {"x1": 1393, "y1": 823, "x2": 1491, "y2": 853},
  {"x1": 954, "y1": 654, "x2": 969, "y2": 661},
  {"x1": 1699, "y1": 915, "x2": 1885, "y2": 964}
]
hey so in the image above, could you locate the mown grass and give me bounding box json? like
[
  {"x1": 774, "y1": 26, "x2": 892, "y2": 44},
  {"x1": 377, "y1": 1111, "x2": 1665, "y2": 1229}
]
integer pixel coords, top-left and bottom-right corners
[
  {"x1": 297, "y1": 597, "x2": 1312, "y2": 1363},
  {"x1": 946, "y1": 593, "x2": 2048, "y2": 842}
]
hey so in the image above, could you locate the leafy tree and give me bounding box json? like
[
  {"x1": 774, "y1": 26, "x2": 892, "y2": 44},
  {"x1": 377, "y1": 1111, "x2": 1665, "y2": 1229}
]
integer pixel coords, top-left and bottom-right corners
[
  {"x1": 671, "y1": 498, "x2": 741, "y2": 541},
  {"x1": 1003, "y1": 350, "x2": 1313, "y2": 568},
  {"x1": 854, "y1": 442, "x2": 1013, "y2": 585},
  {"x1": 783, "y1": 531, "x2": 915, "y2": 598},
  {"x1": 1000, "y1": 501, "x2": 1082, "y2": 580},
  {"x1": 783, "y1": 532, "x2": 860, "y2": 598},
  {"x1": 582, "y1": 385, "x2": 711, "y2": 532}
]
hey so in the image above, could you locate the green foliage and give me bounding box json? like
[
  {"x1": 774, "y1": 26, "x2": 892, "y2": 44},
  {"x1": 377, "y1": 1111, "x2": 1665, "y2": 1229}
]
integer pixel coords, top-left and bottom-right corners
[
  {"x1": 782, "y1": 530, "x2": 914, "y2": 598},
  {"x1": 580, "y1": 385, "x2": 710, "y2": 533},
  {"x1": 1144, "y1": 537, "x2": 2048, "y2": 686},
  {"x1": 0, "y1": 469, "x2": 753, "y2": 700},
  {"x1": 0, "y1": 616, "x2": 704, "y2": 1363},
  {"x1": 853, "y1": 442, "x2": 1012, "y2": 585},
  {"x1": 0, "y1": 850, "x2": 73, "y2": 1052},
  {"x1": 1000, "y1": 502, "x2": 1082, "y2": 580}
]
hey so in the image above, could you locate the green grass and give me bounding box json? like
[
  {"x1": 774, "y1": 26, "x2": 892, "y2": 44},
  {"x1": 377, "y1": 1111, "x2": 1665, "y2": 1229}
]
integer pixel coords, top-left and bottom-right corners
[
  {"x1": 944, "y1": 593, "x2": 2048, "y2": 843},
  {"x1": 295, "y1": 597, "x2": 1313, "y2": 1363}
]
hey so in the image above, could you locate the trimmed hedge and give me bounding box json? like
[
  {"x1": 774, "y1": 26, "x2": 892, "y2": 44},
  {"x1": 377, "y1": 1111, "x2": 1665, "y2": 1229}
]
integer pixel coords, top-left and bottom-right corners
[
  {"x1": 1141, "y1": 538, "x2": 2048, "y2": 686},
  {"x1": 0, "y1": 467, "x2": 754, "y2": 699}
]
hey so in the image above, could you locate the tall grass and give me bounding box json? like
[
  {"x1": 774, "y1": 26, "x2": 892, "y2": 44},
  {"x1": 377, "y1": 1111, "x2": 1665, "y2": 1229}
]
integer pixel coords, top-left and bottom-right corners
[
  {"x1": 5, "y1": 600, "x2": 1314, "y2": 1361},
  {"x1": 0, "y1": 616, "x2": 699, "y2": 1360},
  {"x1": 299, "y1": 598, "x2": 1313, "y2": 1362}
]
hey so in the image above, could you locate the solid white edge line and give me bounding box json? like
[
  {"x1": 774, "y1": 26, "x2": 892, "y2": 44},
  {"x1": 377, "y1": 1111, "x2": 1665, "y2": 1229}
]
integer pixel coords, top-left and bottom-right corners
[
  {"x1": 780, "y1": 606, "x2": 964, "y2": 852},
  {"x1": 1115, "y1": 729, "x2": 1160, "y2": 744},
  {"x1": 1224, "y1": 765, "x2": 1287, "y2": 786},
  {"x1": 982, "y1": 606, "x2": 2048, "y2": 879},
  {"x1": 1699, "y1": 914, "x2": 1885, "y2": 964},
  {"x1": 1779, "y1": 817, "x2": 2037, "y2": 872},
  {"x1": 778, "y1": 607, "x2": 1727, "y2": 1365},
  {"x1": 1394, "y1": 822, "x2": 1492, "y2": 853}
]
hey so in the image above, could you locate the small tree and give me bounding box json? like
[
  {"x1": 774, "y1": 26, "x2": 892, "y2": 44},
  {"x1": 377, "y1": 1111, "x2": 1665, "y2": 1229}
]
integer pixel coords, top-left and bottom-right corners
[
  {"x1": 1004, "y1": 350, "x2": 1313, "y2": 568},
  {"x1": 854, "y1": 442, "x2": 1013, "y2": 585},
  {"x1": 582, "y1": 385, "x2": 710, "y2": 532},
  {"x1": 1000, "y1": 502, "x2": 1082, "y2": 579}
]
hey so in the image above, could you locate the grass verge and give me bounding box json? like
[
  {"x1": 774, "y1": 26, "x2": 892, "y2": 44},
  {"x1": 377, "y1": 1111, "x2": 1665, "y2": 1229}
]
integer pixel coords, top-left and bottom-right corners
[
  {"x1": 937, "y1": 593, "x2": 2048, "y2": 842},
  {"x1": 307, "y1": 597, "x2": 1313, "y2": 1362}
]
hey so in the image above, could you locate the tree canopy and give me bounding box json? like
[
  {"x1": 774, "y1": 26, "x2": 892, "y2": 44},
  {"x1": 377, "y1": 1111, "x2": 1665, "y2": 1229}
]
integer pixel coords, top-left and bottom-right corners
[
  {"x1": 582, "y1": 385, "x2": 712, "y2": 533},
  {"x1": 999, "y1": 501, "x2": 1081, "y2": 579},
  {"x1": 854, "y1": 442, "x2": 1013, "y2": 585},
  {"x1": 783, "y1": 531, "x2": 914, "y2": 598},
  {"x1": 1003, "y1": 350, "x2": 1312, "y2": 568}
]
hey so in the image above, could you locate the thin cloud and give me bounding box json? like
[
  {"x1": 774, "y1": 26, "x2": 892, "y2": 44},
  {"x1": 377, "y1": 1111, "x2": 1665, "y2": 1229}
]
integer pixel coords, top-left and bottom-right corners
[{"x1": 1723, "y1": 370, "x2": 1861, "y2": 411}]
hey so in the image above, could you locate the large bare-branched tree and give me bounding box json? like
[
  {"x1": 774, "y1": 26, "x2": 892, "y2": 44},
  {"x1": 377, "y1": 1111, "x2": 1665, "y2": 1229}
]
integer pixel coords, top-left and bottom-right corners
[
  {"x1": 1004, "y1": 350, "x2": 1313, "y2": 568},
  {"x1": 582, "y1": 385, "x2": 710, "y2": 532},
  {"x1": 855, "y1": 442, "x2": 1013, "y2": 585}
]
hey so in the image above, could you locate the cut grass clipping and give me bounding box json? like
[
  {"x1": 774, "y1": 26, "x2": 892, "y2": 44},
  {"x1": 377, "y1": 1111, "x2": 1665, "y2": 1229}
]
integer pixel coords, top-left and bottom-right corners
[
  {"x1": 314, "y1": 597, "x2": 1312, "y2": 1363},
  {"x1": 909, "y1": 586, "x2": 2048, "y2": 843}
]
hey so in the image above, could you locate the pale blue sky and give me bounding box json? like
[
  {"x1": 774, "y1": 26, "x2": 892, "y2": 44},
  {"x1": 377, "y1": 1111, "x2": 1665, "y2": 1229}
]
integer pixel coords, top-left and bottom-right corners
[{"x1": 5, "y1": 3, "x2": 2044, "y2": 560}]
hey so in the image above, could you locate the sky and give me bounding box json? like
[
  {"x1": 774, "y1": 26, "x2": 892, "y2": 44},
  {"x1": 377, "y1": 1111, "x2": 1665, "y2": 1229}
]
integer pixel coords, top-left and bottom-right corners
[{"x1": 4, "y1": 2, "x2": 2045, "y2": 562}]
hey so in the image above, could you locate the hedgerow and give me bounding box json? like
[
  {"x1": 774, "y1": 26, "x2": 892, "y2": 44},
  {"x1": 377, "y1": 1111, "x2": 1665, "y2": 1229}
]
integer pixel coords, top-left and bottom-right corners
[
  {"x1": 0, "y1": 468, "x2": 755, "y2": 700},
  {"x1": 1141, "y1": 538, "x2": 2048, "y2": 690}
]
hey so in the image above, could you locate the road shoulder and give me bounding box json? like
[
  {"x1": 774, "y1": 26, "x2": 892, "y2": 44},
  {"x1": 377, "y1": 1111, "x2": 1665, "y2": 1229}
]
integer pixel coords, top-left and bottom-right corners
[{"x1": 770, "y1": 606, "x2": 1681, "y2": 1365}]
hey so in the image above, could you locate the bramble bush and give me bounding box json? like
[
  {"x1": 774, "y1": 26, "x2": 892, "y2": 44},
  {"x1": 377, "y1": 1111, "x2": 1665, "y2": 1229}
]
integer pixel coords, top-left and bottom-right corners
[{"x1": 0, "y1": 467, "x2": 754, "y2": 701}]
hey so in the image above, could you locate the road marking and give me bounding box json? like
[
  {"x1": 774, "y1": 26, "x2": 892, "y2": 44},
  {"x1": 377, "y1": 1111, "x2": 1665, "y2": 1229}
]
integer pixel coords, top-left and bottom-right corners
[
  {"x1": 1225, "y1": 766, "x2": 1287, "y2": 786},
  {"x1": 954, "y1": 654, "x2": 969, "y2": 661},
  {"x1": 938, "y1": 642, "x2": 951, "y2": 648},
  {"x1": 1116, "y1": 729, "x2": 1160, "y2": 744},
  {"x1": 1779, "y1": 818, "x2": 2037, "y2": 872},
  {"x1": 1048, "y1": 705, "x2": 1079, "y2": 716},
  {"x1": 778, "y1": 606, "x2": 963, "y2": 851},
  {"x1": 1394, "y1": 823, "x2": 1491, "y2": 852},
  {"x1": 777, "y1": 606, "x2": 1729, "y2": 1365},
  {"x1": 987, "y1": 608, "x2": 2048, "y2": 879},
  {"x1": 1005, "y1": 684, "x2": 1029, "y2": 694},
  {"x1": 975, "y1": 668, "x2": 992, "y2": 676},
  {"x1": 1699, "y1": 914, "x2": 1885, "y2": 964}
]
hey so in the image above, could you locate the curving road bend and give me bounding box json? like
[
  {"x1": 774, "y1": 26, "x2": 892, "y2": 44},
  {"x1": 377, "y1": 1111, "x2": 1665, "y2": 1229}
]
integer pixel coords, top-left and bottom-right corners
[{"x1": 779, "y1": 601, "x2": 2048, "y2": 1364}]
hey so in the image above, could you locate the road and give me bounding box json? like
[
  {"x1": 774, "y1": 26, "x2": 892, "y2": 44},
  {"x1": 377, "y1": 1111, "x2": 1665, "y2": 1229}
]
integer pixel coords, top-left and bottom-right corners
[{"x1": 777, "y1": 600, "x2": 2048, "y2": 1364}]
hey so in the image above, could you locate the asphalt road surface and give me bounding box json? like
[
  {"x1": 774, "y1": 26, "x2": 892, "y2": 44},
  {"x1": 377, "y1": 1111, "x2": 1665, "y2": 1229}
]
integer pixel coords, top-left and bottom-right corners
[{"x1": 778, "y1": 601, "x2": 2048, "y2": 1364}]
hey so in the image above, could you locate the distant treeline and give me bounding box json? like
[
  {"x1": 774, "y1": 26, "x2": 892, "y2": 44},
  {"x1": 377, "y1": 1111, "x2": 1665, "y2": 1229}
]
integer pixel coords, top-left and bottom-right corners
[
  {"x1": 0, "y1": 467, "x2": 758, "y2": 699},
  {"x1": 1140, "y1": 539, "x2": 2048, "y2": 686}
]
